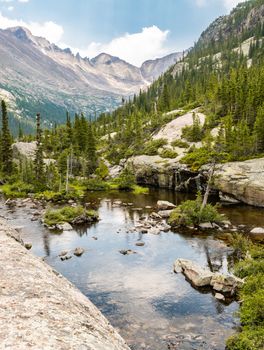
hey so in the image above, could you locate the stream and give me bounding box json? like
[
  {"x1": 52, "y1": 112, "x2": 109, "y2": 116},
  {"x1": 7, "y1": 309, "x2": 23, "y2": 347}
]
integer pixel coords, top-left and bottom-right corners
[{"x1": 1, "y1": 189, "x2": 263, "y2": 350}]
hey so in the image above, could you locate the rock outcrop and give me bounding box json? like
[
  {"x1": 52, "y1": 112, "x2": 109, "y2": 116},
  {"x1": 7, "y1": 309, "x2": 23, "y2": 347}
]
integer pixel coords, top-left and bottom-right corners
[
  {"x1": 128, "y1": 155, "x2": 204, "y2": 192},
  {"x1": 152, "y1": 109, "x2": 205, "y2": 143},
  {"x1": 12, "y1": 141, "x2": 55, "y2": 166},
  {"x1": 174, "y1": 259, "x2": 244, "y2": 295},
  {"x1": 12, "y1": 141, "x2": 37, "y2": 160},
  {"x1": 128, "y1": 154, "x2": 264, "y2": 207},
  {"x1": 210, "y1": 158, "x2": 264, "y2": 208},
  {"x1": 0, "y1": 219, "x2": 129, "y2": 350}
]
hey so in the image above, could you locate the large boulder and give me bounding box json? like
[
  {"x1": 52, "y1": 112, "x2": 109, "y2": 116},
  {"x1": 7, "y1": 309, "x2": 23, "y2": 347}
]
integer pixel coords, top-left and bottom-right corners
[
  {"x1": 152, "y1": 109, "x2": 205, "y2": 143},
  {"x1": 209, "y1": 158, "x2": 264, "y2": 207},
  {"x1": 157, "y1": 200, "x2": 176, "y2": 210},
  {"x1": 174, "y1": 259, "x2": 214, "y2": 287},
  {"x1": 174, "y1": 258, "x2": 244, "y2": 294},
  {"x1": 12, "y1": 141, "x2": 37, "y2": 160},
  {"x1": 12, "y1": 142, "x2": 55, "y2": 165},
  {"x1": 250, "y1": 227, "x2": 264, "y2": 234},
  {"x1": 210, "y1": 273, "x2": 244, "y2": 295}
]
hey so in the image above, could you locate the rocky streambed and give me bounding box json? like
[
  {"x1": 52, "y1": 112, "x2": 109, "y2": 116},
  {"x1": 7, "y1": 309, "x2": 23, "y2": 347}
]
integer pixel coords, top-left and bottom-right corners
[{"x1": 0, "y1": 189, "x2": 264, "y2": 350}]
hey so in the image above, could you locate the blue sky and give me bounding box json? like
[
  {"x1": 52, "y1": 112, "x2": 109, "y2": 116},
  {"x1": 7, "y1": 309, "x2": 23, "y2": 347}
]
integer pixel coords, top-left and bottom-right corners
[{"x1": 0, "y1": 0, "x2": 245, "y2": 65}]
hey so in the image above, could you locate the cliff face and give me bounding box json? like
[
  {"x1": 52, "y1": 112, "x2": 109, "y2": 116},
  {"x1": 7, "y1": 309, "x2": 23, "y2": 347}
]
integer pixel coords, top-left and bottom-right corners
[
  {"x1": 0, "y1": 219, "x2": 130, "y2": 350},
  {"x1": 128, "y1": 155, "x2": 264, "y2": 207},
  {"x1": 197, "y1": 0, "x2": 264, "y2": 46}
]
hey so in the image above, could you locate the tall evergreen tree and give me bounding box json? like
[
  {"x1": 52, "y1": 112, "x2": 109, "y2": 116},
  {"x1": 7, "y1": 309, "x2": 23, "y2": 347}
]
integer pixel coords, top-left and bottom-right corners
[
  {"x1": 86, "y1": 120, "x2": 97, "y2": 175},
  {"x1": 1, "y1": 100, "x2": 13, "y2": 176},
  {"x1": 253, "y1": 104, "x2": 264, "y2": 152},
  {"x1": 34, "y1": 113, "x2": 45, "y2": 188}
]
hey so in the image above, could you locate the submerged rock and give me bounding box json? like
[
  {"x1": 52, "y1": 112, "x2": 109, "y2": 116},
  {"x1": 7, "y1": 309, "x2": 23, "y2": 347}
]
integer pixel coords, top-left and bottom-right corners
[
  {"x1": 157, "y1": 210, "x2": 174, "y2": 218},
  {"x1": 5, "y1": 199, "x2": 16, "y2": 207},
  {"x1": 24, "y1": 242, "x2": 32, "y2": 250},
  {"x1": 57, "y1": 222, "x2": 73, "y2": 231},
  {"x1": 59, "y1": 250, "x2": 68, "y2": 257},
  {"x1": 60, "y1": 255, "x2": 72, "y2": 261},
  {"x1": 74, "y1": 247, "x2": 85, "y2": 257},
  {"x1": 150, "y1": 212, "x2": 162, "y2": 220},
  {"x1": 119, "y1": 249, "x2": 136, "y2": 255},
  {"x1": 135, "y1": 242, "x2": 145, "y2": 247}
]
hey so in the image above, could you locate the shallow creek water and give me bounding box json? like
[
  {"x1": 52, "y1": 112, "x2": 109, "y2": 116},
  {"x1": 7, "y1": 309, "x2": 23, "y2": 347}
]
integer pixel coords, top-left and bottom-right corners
[{"x1": 1, "y1": 189, "x2": 263, "y2": 350}]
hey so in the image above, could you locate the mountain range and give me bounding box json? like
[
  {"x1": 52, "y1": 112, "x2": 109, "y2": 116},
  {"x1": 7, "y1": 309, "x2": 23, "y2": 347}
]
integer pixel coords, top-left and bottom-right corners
[{"x1": 0, "y1": 26, "x2": 182, "y2": 131}]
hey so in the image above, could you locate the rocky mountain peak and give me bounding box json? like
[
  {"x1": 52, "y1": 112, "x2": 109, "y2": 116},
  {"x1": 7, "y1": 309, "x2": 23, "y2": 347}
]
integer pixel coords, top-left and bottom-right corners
[
  {"x1": 91, "y1": 53, "x2": 121, "y2": 66},
  {"x1": 7, "y1": 26, "x2": 34, "y2": 43}
]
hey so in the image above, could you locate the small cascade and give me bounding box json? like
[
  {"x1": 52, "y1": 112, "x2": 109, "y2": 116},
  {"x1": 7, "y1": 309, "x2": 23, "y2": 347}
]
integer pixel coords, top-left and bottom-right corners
[{"x1": 195, "y1": 173, "x2": 203, "y2": 192}]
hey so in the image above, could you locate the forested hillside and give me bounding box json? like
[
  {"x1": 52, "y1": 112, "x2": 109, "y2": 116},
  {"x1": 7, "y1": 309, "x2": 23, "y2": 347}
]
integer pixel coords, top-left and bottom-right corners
[
  {"x1": 2, "y1": 0, "x2": 262, "y2": 188},
  {"x1": 92, "y1": 0, "x2": 264, "y2": 166}
]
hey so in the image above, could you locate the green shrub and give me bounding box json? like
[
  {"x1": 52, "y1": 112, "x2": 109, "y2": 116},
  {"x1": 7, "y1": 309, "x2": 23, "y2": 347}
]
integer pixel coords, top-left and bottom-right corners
[
  {"x1": 231, "y1": 233, "x2": 252, "y2": 260},
  {"x1": 143, "y1": 138, "x2": 168, "y2": 156},
  {"x1": 226, "y1": 329, "x2": 264, "y2": 350},
  {"x1": 168, "y1": 193, "x2": 223, "y2": 226},
  {"x1": 116, "y1": 167, "x2": 136, "y2": 191},
  {"x1": 44, "y1": 205, "x2": 98, "y2": 226},
  {"x1": 132, "y1": 185, "x2": 149, "y2": 194},
  {"x1": 171, "y1": 139, "x2": 189, "y2": 148},
  {"x1": 240, "y1": 291, "x2": 264, "y2": 327},
  {"x1": 234, "y1": 259, "x2": 264, "y2": 279},
  {"x1": 180, "y1": 146, "x2": 213, "y2": 171},
  {"x1": 181, "y1": 112, "x2": 204, "y2": 142},
  {"x1": 95, "y1": 161, "x2": 109, "y2": 180},
  {"x1": 0, "y1": 181, "x2": 34, "y2": 198},
  {"x1": 241, "y1": 274, "x2": 264, "y2": 297},
  {"x1": 35, "y1": 188, "x2": 84, "y2": 202},
  {"x1": 159, "y1": 149, "x2": 178, "y2": 159},
  {"x1": 84, "y1": 178, "x2": 110, "y2": 191}
]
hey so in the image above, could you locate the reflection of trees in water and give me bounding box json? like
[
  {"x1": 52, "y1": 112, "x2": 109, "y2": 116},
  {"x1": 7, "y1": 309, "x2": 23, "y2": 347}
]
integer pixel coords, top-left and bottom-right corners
[
  {"x1": 75, "y1": 223, "x2": 95, "y2": 237},
  {"x1": 42, "y1": 231, "x2": 50, "y2": 256},
  {"x1": 204, "y1": 244, "x2": 223, "y2": 272},
  {"x1": 214, "y1": 298, "x2": 225, "y2": 314}
]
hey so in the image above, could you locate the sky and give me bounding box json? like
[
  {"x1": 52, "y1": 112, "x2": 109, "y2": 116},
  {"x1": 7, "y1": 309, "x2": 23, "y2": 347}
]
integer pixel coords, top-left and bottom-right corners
[{"x1": 0, "y1": 0, "x2": 245, "y2": 66}]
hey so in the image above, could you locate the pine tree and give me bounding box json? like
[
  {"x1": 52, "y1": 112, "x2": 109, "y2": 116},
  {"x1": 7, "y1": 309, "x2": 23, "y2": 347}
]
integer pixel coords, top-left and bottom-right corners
[
  {"x1": 66, "y1": 111, "x2": 72, "y2": 147},
  {"x1": 18, "y1": 123, "x2": 23, "y2": 141},
  {"x1": 1, "y1": 100, "x2": 13, "y2": 176},
  {"x1": 86, "y1": 120, "x2": 97, "y2": 175},
  {"x1": 34, "y1": 113, "x2": 45, "y2": 188},
  {"x1": 253, "y1": 104, "x2": 264, "y2": 152}
]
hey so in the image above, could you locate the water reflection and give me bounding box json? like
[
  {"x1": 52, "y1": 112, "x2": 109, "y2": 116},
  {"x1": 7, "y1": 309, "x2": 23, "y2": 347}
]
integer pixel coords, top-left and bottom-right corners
[{"x1": 1, "y1": 189, "x2": 261, "y2": 350}]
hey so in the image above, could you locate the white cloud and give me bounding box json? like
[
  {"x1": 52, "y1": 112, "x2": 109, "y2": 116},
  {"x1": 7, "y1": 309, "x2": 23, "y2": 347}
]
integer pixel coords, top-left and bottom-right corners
[
  {"x1": 0, "y1": 0, "x2": 14, "y2": 3},
  {"x1": 71, "y1": 26, "x2": 171, "y2": 67},
  {"x1": 18, "y1": 0, "x2": 29, "y2": 3},
  {"x1": 7, "y1": 5, "x2": 13, "y2": 10},
  {"x1": 0, "y1": 12, "x2": 64, "y2": 43}
]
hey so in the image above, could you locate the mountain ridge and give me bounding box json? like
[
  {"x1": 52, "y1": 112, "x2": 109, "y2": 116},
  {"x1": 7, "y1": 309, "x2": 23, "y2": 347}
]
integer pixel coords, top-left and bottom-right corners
[{"x1": 0, "y1": 26, "x2": 183, "y2": 132}]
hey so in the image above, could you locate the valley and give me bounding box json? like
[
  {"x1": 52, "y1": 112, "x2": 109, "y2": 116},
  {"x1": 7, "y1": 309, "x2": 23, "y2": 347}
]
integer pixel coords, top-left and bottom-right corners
[{"x1": 0, "y1": 1, "x2": 263, "y2": 350}]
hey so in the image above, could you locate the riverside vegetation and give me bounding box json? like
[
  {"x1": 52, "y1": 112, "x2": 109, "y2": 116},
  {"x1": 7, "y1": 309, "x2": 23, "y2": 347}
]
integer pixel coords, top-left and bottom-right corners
[{"x1": 0, "y1": 0, "x2": 263, "y2": 348}]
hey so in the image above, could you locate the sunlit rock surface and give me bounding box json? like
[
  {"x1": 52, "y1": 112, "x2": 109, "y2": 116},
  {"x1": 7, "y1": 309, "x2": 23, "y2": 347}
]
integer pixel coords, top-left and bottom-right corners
[{"x1": 0, "y1": 218, "x2": 130, "y2": 350}]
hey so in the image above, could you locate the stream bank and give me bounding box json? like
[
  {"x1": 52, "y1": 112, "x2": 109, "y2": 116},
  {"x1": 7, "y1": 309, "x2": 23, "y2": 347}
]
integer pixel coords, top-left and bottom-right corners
[{"x1": 0, "y1": 218, "x2": 129, "y2": 350}]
